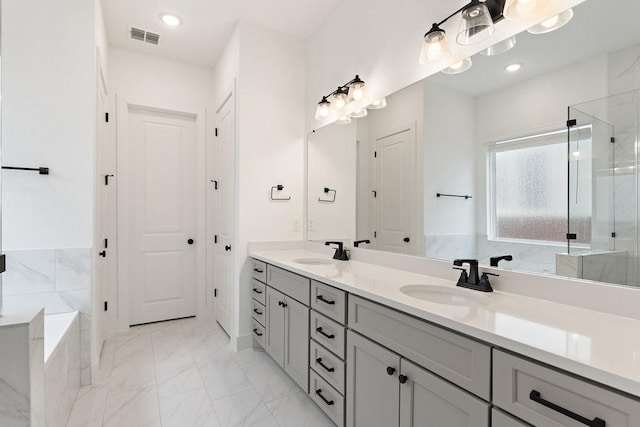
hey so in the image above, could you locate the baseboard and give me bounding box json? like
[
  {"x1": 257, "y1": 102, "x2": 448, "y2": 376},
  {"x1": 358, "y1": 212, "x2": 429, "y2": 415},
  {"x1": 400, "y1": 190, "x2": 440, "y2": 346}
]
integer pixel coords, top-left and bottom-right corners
[{"x1": 234, "y1": 333, "x2": 253, "y2": 352}]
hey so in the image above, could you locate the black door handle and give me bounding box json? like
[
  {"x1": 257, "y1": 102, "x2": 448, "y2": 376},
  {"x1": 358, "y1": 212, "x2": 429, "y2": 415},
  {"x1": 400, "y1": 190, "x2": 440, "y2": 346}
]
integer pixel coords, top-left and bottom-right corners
[
  {"x1": 403, "y1": 237, "x2": 410, "y2": 243},
  {"x1": 252, "y1": 328, "x2": 263, "y2": 337},
  {"x1": 315, "y1": 389, "x2": 334, "y2": 406},
  {"x1": 316, "y1": 295, "x2": 336, "y2": 305},
  {"x1": 225, "y1": 245, "x2": 231, "y2": 251},
  {"x1": 316, "y1": 327, "x2": 335, "y2": 339},
  {"x1": 398, "y1": 374, "x2": 408, "y2": 384},
  {"x1": 529, "y1": 390, "x2": 605, "y2": 427},
  {"x1": 187, "y1": 239, "x2": 194, "y2": 245},
  {"x1": 386, "y1": 367, "x2": 396, "y2": 376},
  {"x1": 316, "y1": 358, "x2": 335, "y2": 373},
  {"x1": 99, "y1": 251, "x2": 106, "y2": 258}
]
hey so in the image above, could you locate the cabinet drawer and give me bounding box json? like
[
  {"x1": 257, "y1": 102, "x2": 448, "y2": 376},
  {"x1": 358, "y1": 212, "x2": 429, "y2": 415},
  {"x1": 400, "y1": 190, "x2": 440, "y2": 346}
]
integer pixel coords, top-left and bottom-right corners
[
  {"x1": 252, "y1": 319, "x2": 265, "y2": 348},
  {"x1": 251, "y1": 300, "x2": 265, "y2": 326},
  {"x1": 311, "y1": 280, "x2": 347, "y2": 324},
  {"x1": 310, "y1": 369, "x2": 344, "y2": 427},
  {"x1": 492, "y1": 409, "x2": 530, "y2": 427},
  {"x1": 267, "y1": 265, "x2": 310, "y2": 305},
  {"x1": 251, "y1": 279, "x2": 266, "y2": 305},
  {"x1": 310, "y1": 339, "x2": 345, "y2": 395},
  {"x1": 311, "y1": 311, "x2": 346, "y2": 359},
  {"x1": 348, "y1": 295, "x2": 491, "y2": 400},
  {"x1": 251, "y1": 259, "x2": 267, "y2": 283},
  {"x1": 493, "y1": 350, "x2": 640, "y2": 427}
]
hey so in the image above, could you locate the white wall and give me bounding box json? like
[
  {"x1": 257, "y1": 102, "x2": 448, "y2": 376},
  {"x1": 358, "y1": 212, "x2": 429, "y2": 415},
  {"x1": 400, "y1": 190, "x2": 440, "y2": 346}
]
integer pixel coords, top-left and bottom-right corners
[
  {"x1": 215, "y1": 22, "x2": 306, "y2": 348},
  {"x1": 305, "y1": 0, "x2": 586, "y2": 132},
  {"x1": 2, "y1": 0, "x2": 98, "y2": 250},
  {"x1": 474, "y1": 55, "x2": 609, "y2": 234}
]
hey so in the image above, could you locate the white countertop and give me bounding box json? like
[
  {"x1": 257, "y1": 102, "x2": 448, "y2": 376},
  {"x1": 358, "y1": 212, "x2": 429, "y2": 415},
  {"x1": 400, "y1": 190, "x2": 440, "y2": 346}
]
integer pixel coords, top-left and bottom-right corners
[{"x1": 250, "y1": 249, "x2": 640, "y2": 398}]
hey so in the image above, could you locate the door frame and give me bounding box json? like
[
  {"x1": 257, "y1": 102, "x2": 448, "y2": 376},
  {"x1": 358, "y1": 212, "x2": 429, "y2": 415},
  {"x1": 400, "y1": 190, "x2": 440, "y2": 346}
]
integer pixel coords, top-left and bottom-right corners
[{"x1": 111, "y1": 97, "x2": 208, "y2": 333}]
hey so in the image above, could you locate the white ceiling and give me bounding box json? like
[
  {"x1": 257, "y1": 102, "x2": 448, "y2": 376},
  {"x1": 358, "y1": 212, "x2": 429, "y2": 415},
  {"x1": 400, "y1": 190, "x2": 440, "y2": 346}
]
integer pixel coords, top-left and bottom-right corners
[{"x1": 102, "y1": 0, "x2": 342, "y2": 68}]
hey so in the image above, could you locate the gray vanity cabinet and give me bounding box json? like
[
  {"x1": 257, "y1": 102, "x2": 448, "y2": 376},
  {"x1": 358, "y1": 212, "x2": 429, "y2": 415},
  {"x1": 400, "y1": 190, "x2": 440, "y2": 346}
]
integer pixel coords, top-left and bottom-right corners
[
  {"x1": 346, "y1": 330, "x2": 401, "y2": 427},
  {"x1": 264, "y1": 285, "x2": 310, "y2": 392}
]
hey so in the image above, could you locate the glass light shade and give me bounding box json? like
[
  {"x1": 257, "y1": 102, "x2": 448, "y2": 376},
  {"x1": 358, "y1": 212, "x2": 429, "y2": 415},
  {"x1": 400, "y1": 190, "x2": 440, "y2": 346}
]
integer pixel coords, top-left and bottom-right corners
[
  {"x1": 503, "y1": 0, "x2": 549, "y2": 20},
  {"x1": 527, "y1": 8, "x2": 574, "y2": 34},
  {"x1": 441, "y1": 57, "x2": 473, "y2": 75},
  {"x1": 368, "y1": 98, "x2": 387, "y2": 110},
  {"x1": 419, "y1": 26, "x2": 450, "y2": 64},
  {"x1": 332, "y1": 88, "x2": 349, "y2": 110},
  {"x1": 457, "y1": 1, "x2": 495, "y2": 46},
  {"x1": 348, "y1": 76, "x2": 368, "y2": 103},
  {"x1": 350, "y1": 108, "x2": 368, "y2": 118},
  {"x1": 315, "y1": 97, "x2": 331, "y2": 120},
  {"x1": 335, "y1": 116, "x2": 352, "y2": 125},
  {"x1": 480, "y1": 36, "x2": 517, "y2": 56}
]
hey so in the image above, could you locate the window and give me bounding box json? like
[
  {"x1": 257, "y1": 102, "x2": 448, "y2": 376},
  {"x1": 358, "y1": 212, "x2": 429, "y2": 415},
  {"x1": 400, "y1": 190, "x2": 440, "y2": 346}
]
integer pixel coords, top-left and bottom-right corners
[{"x1": 487, "y1": 127, "x2": 592, "y2": 244}]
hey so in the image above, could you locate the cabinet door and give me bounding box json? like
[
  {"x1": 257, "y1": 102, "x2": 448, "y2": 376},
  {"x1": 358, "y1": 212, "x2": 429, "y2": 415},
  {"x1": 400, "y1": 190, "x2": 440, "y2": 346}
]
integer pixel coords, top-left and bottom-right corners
[
  {"x1": 400, "y1": 359, "x2": 489, "y2": 427},
  {"x1": 346, "y1": 330, "x2": 400, "y2": 427},
  {"x1": 284, "y1": 296, "x2": 309, "y2": 392},
  {"x1": 265, "y1": 286, "x2": 286, "y2": 366}
]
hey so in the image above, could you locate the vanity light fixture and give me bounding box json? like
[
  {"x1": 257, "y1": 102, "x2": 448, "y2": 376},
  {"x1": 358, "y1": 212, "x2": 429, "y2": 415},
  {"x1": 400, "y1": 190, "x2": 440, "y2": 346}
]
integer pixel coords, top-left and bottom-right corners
[
  {"x1": 160, "y1": 13, "x2": 182, "y2": 26},
  {"x1": 419, "y1": 24, "x2": 450, "y2": 64},
  {"x1": 503, "y1": 0, "x2": 549, "y2": 20},
  {"x1": 527, "y1": 8, "x2": 574, "y2": 34},
  {"x1": 481, "y1": 35, "x2": 517, "y2": 56},
  {"x1": 335, "y1": 116, "x2": 352, "y2": 125},
  {"x1": 505, "y1": 63, "x2": 522, "y2": 72},
  {"x1": 441, "y1": 57, "x2": 473, "y2": 74},
  {"x1": 314, "y1": 75, "x2": 369, "y2": 121},
  {"x1": 350, "y1": 108, "x2": 368, "y2": 118},
  {"x1": 457, "y1": 0, "x2": 495, "y2": 45},
  {"x1": 368, "y1": 98, "x2": 387, "y2": 110}
]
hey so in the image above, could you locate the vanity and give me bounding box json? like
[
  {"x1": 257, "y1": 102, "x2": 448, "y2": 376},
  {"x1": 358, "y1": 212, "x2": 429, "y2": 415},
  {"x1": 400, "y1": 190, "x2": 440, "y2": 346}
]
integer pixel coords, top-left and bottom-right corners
[{"x1": 249, "y1": 248, "x2": 640, "y2": 427}]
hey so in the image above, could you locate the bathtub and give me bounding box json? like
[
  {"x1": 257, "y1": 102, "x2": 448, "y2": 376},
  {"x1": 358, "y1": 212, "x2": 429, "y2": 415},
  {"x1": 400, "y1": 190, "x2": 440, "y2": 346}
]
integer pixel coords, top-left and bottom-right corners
[{"x1": 44, "y1": 312, "x2": 81, "y2": 427}]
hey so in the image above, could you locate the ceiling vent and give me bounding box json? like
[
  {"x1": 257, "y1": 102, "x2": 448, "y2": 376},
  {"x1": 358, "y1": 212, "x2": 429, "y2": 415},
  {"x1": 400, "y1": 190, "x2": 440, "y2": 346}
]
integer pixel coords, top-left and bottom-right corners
[{"x1": 129, "y1": 27, "x2": 160, "y2": 45}]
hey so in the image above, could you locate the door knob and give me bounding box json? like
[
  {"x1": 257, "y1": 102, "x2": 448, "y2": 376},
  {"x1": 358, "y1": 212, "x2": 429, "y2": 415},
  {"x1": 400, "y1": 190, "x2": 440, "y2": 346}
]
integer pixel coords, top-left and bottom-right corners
[
  {"x1": 386, "y1": 367, "x2": 396, "y2": 376},
  {"x1": 403, "y1": 237, "x2": 410, "y2": 243},
  {"x1": 187, "y1": 239, "x2": 194, "y2": 245},
  {"x1": 225, "y1": 245, "x2": 231, "y2": 251},
  {"x1": 99, "y1": 251, "x2": 106, "y2": 258},
  {"x1": 399, "y1": 374, "x2": 408, "y2": 384}
]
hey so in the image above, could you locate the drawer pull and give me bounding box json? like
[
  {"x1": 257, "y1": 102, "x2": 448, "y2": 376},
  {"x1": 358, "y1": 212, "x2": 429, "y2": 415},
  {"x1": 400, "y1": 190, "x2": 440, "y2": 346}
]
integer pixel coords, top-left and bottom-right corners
[
  {"x1": 316, "y1": 295, "x2": 336, "y2": 305},
  {"x1": 278, "y1": 300, "x2": 288, "y2": 308},
  {"x1": 315, "y1": 389, "x2": 334, "y2": 406},
  {"x1": 398, "y1": 374, "x2": 408, "y2": 384},
  {"x1": 253, "y1": 308, "x2": 263, "y2": 315},
  {"x1": 316, "y1": 327, "x2": 335, "y2": 339},
  {"x1": 252, "y1": 328, "x2": 263, "y2": 337},
  {"x1": 252, "y1": 288, "x2": 263, "y2": 294},
  {"x1": 316, "y1": 357, "x2": 335, "y2": 373},
  {"x1": 386, "y1": 367, "x2": 396, "y2": 376},
  {"x1": 253, "y1": 268, "x2": 264, "y2": 273},
  {"x1": 529, "y1": 390, "x2": 605, "y2": 427}
]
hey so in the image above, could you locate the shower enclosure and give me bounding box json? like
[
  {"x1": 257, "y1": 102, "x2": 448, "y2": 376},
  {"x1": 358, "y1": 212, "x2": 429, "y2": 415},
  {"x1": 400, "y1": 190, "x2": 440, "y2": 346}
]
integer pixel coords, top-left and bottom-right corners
[{"x1": 565, "y1": 90, "x2": 639, "y2": 286}]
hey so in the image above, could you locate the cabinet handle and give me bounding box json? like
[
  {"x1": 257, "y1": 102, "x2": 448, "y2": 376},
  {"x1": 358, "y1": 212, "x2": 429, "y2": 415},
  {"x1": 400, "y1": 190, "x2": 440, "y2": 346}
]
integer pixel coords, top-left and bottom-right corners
[
  {"x1": 253, "y1": 288, "x2": 263, "y2": 294},
  {"x1": 252, "y1": 328, "x2": 263, "y2": 337},
  {"x1": 316, "y1": 295, "x2": 336, "y2": 305},
  {"x1": 316, "y1": 358, "x2": 335, "y2": 373},
  {"x1": 278, "y1": 301, "x2": 288, "y2": 308},
  {"x1": 529, "y1": 390, "x2": 605, "y2": 427},
  {"x1": 253, "y1": 268, "x2": 264, "y2": 273},
  {"x1": 386, "y1": 367, "x2": 396, "y2": 376},
  {"x1": 316, "y1": 327, "x2": 335, "y2": 339},
  {"x1": 398, "y1": 374, "x2": 408, "y2": 384},
  {"x1": 253, "y1": 308, "x2": 263, "y2": 315},
  {"x1": 315, "y1": 389, "x2": 334, "y2": 406}
]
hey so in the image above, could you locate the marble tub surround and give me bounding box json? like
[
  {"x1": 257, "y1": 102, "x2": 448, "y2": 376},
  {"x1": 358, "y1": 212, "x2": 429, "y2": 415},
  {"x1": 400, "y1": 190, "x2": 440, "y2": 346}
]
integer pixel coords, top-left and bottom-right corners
[
  {"x1": 556, "y1": 251, "x2": 628, "y2": 285},
  {"x1": 250, "y1": 243, "x2": 640, "y2": 397},
  {"x1": 44, "y1": 312, "x2": 80, "y2": 427},
  {"x1": 0, "y1": 308, "x2": 45, "y2": 427}
]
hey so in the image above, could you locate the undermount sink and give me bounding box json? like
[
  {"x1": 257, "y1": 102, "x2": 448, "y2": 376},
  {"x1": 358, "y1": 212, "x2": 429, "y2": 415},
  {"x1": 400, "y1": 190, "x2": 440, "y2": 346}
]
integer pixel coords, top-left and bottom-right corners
[
  {"x1": 400, "y1": 285, "x2": 489, "y2": 306},
  {"x1": 292, "y1": 258, "x2": 335, "y2": 265}
]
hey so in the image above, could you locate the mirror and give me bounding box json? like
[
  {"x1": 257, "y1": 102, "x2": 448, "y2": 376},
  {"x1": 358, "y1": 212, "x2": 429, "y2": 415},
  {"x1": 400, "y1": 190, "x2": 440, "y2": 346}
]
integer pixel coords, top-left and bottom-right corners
[{"x1": 307, "y1": 0, "x2": 640, "y2": 287}]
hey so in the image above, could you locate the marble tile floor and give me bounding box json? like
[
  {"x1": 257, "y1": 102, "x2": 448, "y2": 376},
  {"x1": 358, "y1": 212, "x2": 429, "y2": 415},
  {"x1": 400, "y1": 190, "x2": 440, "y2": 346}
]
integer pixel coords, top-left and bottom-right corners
[{"x1": 65, "y1": 317, "x2": 333, "y2": 427}]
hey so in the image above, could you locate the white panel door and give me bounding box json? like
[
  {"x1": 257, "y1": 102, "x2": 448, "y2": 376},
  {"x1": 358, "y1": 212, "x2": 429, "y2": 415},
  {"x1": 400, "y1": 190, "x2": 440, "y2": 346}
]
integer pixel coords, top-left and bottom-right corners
[
  {"x1": 214, "y1": 93, "x2": 235, "y2": 334},
  {"x1": 375, "y1": 128, "x2": 416, "y2": 254},
  {"x1": 128, "y1": 107, "x2": 197, "y2": 325}
]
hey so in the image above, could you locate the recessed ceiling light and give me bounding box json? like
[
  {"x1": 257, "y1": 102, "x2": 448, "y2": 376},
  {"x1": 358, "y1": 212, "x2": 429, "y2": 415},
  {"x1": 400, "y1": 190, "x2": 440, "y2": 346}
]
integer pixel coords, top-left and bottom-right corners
[
  {"x1": 505, "y1": 63, "x2": 522, "y2": 72},
  {"x1": 160, "y1": 13, "x2": 182, "y2": 27}
]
